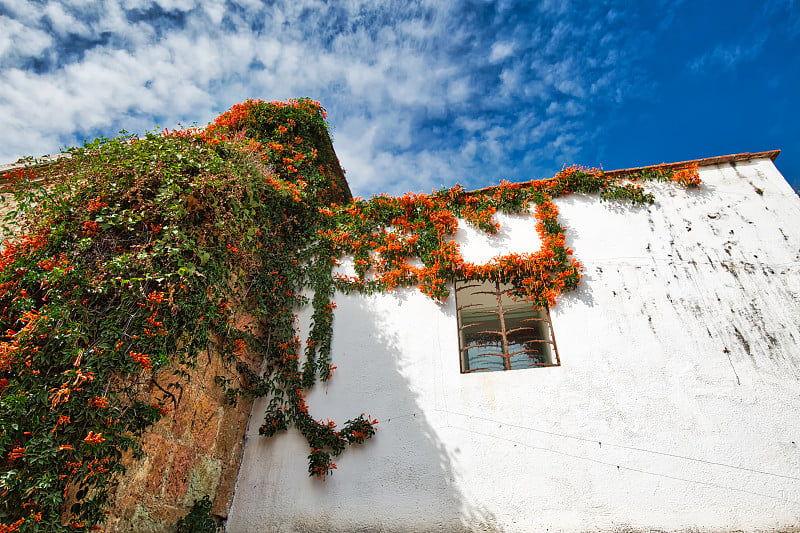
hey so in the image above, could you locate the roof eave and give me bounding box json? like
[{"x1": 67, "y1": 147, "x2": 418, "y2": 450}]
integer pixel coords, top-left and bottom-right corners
[{"x1": 469, "y1": 150, "x2": 781, "y2": 195}]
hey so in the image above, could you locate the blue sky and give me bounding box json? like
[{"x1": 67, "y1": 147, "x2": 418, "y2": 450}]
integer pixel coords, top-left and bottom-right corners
[{"x1": 1, "y1": 0, "x2": 798, "y2": 196}]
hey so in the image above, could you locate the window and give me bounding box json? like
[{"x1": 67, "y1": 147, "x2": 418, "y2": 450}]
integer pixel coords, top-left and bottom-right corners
[{"x1": 455, "y1": 279, "x2": 559, "y2": 373}]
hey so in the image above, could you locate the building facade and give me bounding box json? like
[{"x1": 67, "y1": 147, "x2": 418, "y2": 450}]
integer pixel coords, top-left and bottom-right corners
[{"x1": 228, "y1": 153, "x2": 800, "y2": 531}]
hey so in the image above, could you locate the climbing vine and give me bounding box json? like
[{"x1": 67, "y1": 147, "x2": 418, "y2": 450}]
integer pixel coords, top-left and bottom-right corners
[
  {"x1": 0, "y1": 98, "x2": 700, "y2": 531},
  {"x1": 317, "y1": 161, "x2": 700, "y2": 307}
]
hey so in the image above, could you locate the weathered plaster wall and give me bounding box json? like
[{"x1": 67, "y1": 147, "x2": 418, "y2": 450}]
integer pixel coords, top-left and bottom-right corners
[{"x1": 228, "y1": 157, "x2": 800, "y2": 532}]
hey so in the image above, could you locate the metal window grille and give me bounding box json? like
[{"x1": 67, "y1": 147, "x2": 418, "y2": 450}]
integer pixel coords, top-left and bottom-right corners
[{"x1": 455, "y1": 278, "x2": 560, "y2": 373}]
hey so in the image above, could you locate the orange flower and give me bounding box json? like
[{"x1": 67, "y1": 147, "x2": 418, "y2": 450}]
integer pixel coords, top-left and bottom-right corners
[
  {"x1": 233, "y1": 338, "x2": 247, "y2": 355},
  {"x1": 49, "y1": 387, "x2": 71, "y2": 408},
  {"x1": 146, "y1": 291, "x2": 166, "y2": 304},
  {"x1": 84, "y1": 431, "x2": 105, "y2": 445},
  {"x1": 8, "y1": 447, "x2": 25, "y2": 460},
  {"x1": 671, "y1": 164, "x2": 701, "y2": 187},
  {"x1": 88, "y1": 396, "x2": 109, "y2": 408},
  {"x1": 86, "y1": 197, "x2": 107, "y2": 212},
  {"x1": 52, "y1": 415, "x2": 70, "y2": 431},
  {"x1": 0, "y1": 517, "x2": 25, "y2": 532},
  {"x1": 81, "y1": 220, "x2": 101, "y2": 236},
  {"x1": 130, "y1": 351, "x2": 153, "y2": 371}
]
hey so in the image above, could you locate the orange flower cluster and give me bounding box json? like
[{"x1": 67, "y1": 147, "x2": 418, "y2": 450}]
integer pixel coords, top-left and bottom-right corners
[
  {"x1": 8, "y1": 447, "x2": 25, "y2": 460},
  {"x1": 554, "y1": 163, "x2": 603, "y2": 180},
  {"x1": 53, "y1": 415, "x2": 71, "y2": 431},
  {"x1": 0, "y1": 517, "x2": 25, "y2": 532},
  {"x1": 0, "y1": 232, "x2": 48, "y2": 272},
  {"x1": 6, "y1": 167, "x2": 32, "y2": 185},
  {"x1": 81, "y1": 220, "x2": 101, "y2": 237},
  {"x1": 88, "y1": 396, "x2": 109, "y2": 408},
  {"x1": 67, "y1": 368, "x2": 94, "y2": 388},
  {"x1": 37, "y1": 253, "x2": 71, "y2": 273},
  {"x1": 144, "y1": 310, "x2": 168, "y2": 337},
  {"x1": 311, "y1": 461, "x2": 337, "y2": 480},
  {"x1": 86, "y1": 197, "x2": 107, "y2": 212},
  {"x1": 233, "y1": 338, "x2": 247, "y2": 356},
  {"x1": 130, "y1": 351, "x2": 153, "y2": 371},
  {"x1": 671, "y1": 164, "x2": 701, "y2": 187},
  {"x1": 145, "y1": 291, "x2": 166, "y2": 304},
  {"x1": 202, "y1": 98, "x2": 327, "y2": 144},
  {"x1": 49, "y1": 386, "x2": 71, "y2": 408},
  {"x1": 0, "y1": 309, "x2": 46, "y2": 376},
  {"x1": 83, "y1": 431, "x2": 105, "y2": 445}
]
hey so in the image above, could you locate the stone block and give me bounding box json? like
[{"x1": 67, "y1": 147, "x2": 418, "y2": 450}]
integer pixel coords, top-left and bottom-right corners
[{"x1": 165, "y1": 444, "x2": 198, "y2": 502}]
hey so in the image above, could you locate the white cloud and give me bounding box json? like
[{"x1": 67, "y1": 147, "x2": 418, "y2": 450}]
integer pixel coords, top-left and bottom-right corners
[
  {"x1": 0, "y1": 0, "x2": 664, "y2": 195},
  {"x1": 489, "y1": 42, "x2": 515, "y2": 63},
  {"x1": 42, "y1": 2, "x2": 91, "y2": 37},
  {"x1": 0, "y1": 16, "x2": 53, "y2": 62},
  {"x1": 538, "y1": 0, "x2": 570, "y2": 15},
  {"x1": 689, "y1": 37, "x2": 767, "y2": 72},
  {"x1": 546, "y1": 100, "x2": 584, "y2": 117}
]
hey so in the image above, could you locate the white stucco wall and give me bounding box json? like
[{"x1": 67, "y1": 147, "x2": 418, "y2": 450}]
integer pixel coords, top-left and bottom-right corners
[{"x1": 228, "y1": 157, "x2": 800, "y2": 532}]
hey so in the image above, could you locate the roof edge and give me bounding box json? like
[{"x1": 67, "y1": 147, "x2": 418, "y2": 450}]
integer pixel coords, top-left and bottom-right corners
[
  {"x1": 0, "y1": 153, "x2": 69, "y2": 184},
  {"x1": 602, "y1": 149, "x2": 780, "y2": 178},
  {"x1": 470, "y1": 150, "x2": 781, "y2": 195}
]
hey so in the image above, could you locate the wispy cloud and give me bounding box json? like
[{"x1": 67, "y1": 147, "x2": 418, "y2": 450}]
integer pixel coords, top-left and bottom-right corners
[
  {"x1": 688, "y1": 37, "x2": 767, "y2": 73},
  {"x1": 0, "y1": 0, "x2": 670, "y2": 195}
]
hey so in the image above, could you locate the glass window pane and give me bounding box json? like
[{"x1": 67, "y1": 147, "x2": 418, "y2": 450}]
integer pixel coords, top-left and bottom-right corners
[{"x1": 456, "y1": 279, "x2": 555, "y2": 373}]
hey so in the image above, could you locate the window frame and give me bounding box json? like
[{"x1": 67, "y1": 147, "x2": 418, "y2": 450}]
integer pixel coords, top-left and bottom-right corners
[{"x1": 454, "y1": 278, "x2": 560, "y2": 373}]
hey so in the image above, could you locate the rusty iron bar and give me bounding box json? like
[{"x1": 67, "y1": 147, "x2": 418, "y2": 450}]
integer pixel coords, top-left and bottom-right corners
[{"x1": 455, "y1": 278, "x2": 560, "y2": 372}]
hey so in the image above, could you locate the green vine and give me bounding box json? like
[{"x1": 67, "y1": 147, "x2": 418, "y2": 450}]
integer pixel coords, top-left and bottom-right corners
[
  {"x1": 0, "y1": 98, "x2": 700, "y2": 531},
  {"x1": 175, "y1": 496, "x2": 218, "y2": 533}
]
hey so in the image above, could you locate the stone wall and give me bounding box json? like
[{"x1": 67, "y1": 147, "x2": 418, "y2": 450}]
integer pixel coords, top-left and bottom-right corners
[{"x1": 105, "y1": 332, "x2": 257, "y2": 531}]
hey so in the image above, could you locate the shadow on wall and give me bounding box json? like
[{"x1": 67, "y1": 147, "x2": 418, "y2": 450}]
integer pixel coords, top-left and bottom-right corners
[{"x1": 227, "y1": 289, "x2": 500, "y2": 532}]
